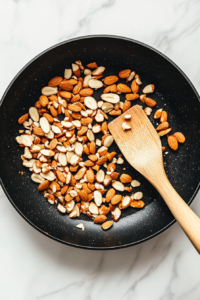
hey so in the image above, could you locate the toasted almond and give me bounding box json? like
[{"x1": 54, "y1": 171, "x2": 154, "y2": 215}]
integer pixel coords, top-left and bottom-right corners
[
  {"x1": 109, "y1": 110, "x2": 121, "y2": 116},
  {"x1": 94, "y1": 215, "x2": 107, "y2": 224},
  {"x1": 96, "y1": 169, "x2": 105, "y2": 183},
  {"x1": 112, "y1": 181, "x2": 125, "y2": 191},
  {"x1": 111, "y1": 195, "x2": 122, "y2": 205},
  {"x1": 104, "y1": 135, "x2": 114, "y2": 147},
  {"x1": 57, "y1": 204, "x2": 66, "y2": 214},
  {"x1": 120, "y1": 174, "x2": 132, "y2": 183},
  {"x1": 90, "y1": 141, "x2": 96, "y2": 154},
  {"x1": 39, "y1": 117, "x2": 50, "y2": 134},
  {"x1": 92, "y1": 124, "x2": 101, "y2": 134},
  {"x1": 145, "y1": 98, "x2": 157, "y2": 107},
  {"x1": 130, "y1": 200, "x2": 145, "y2": 208},
  {"x1": 144, "y1": 107, "x2": 152, "y2": 116},
  {"x1": 107, "y1": 162, "x2": 116, "y2": 172},
  {"x1": 95, "y1": 113, "x2": 104, "y2": 122},
  {"x1": 79, "y1": 190, "x2": 88, "y2": 201},
  {"x1": 48, "y1": 76, "x2": 63, "y2": 87},
  {"x1": 158, "y1": 128, "x2": 171, "y2": 136},
  {"x1": 81, "y1": 117, "x2": 93, "y2": 126},
  {"x1": 33, "y1": 127, "x2": 45, "y2": 136},
  {"x1": 94, "y1": 190, "x2": 102, "y2": 207},
  {"x1": 88, "y1": 79, "x2": 103, "y2": 89},
  {"x1": 118, "y1": 69, "x2": 131, "y2": 78},
  {"x1": 104, "y1": 76, "x2": 118, "y2": 85},
  {"x1": 131, "y1": 180, "x2": 141, "y2": 187},
  {"x1": 125, "y1": 94, "x2": 139, "y2": 101},
  {"x1": 38, "y1": 180, "x2": 49, "y2": 191},
  {"x1": 72, "y1": 63, "x2": 81, "y2": 77},
  {"x1": 168, "y1": 136, "x2": 178, "y2": 150},
  {"x1": 87, "y1": 62, "x2": 98, "y2": 69},
  {"x1": 84, "y1": 96, "x2": 97, "y2": 110},
  {"x1": 117, "y1": 83, "x2": 131, "y2": 93},
  {"x1": 101, "y1": 93, "x2": 120, "y2": 104},
  {"x1": 132, "y1": 192, "x2": 143, "y2": 200},
  {"x1": 143, "y1": 84, "x2": 155, "y2": 93},
  {"x1": 43, "y1": 113, "x2": 54, "y2": 124},
  {"x1": 154, "y1": 109, "x2": 162, "y2": 119},
  {"x1": 101, "y1": 102, "x2": 113, "y2": 113},
  {"x1": 122, "y1": 122, "x2": 131, "y2": 131},
  {"x1": 29, "y1": 107, "x2": 39, "y2": 122},
  {"x1": 160, "y1": 111, "x2": 168, "y2": 122},
  {"x1": 111, "y1": 207, "x2": 121, "y2": 222},
  {"x1": 89, "y1": 202, "x2": 99, "y2": 214},
  {"x1": 96, "y1": 155, "x2": 108, "y2": 166},
  {"x1": 156, "y1": 122, "x2": 169, "y2": 131},
  {"x1": 18, "y1": 113, "x2": 29, "y2": 124},
  {"x1": 56, "y1": 170, "x2": 66, "y2": 183},
  {"x1": 80, "y1": 88, "x2": 94, "y2": 97},
  {"x1": 50, "y1": 106, "x2": 58, "y2": 117},
  {"x1": 102, "y1": 220, "x2": 113, "y2": 230},
  {"x1": 105, "y1": 188, "x2": 116, "y2": 202},
  {"x1": 73, "y1": 81, "x2": 83, "y2": 94},
  {"x1": 131, "y1": 79, "x2": 139, "y2": 94},
  {"x1": 173, "y1": 132, "x2": 185, "y2": 143},
  {"x1": 86, "y1": 168, "x2": 95, "y2": 183},
  {"x1": 122, "y1": 196, "x2": 131, "y2": 209},
  {"x1": 123, "y1": 100, "x2": 131, "y2": 113},
  {"x1": 64, "y1": 69, "x2": 72, "y2": 79},
  {"x1": 103, "y1": 84, "x2": 117, "y2": 94},
  {"x1": 101, "y1": 121, "x2": 108, "y2": 134},
  {"x1": 31, "y1": 173, "x2": 45, "y2": 183},
  {"x1": 92, "y1": 66, "x2": 105, "y2": 76},
  {"x1": 42, "y1": 86, "x2": 58, "y2": 96}
]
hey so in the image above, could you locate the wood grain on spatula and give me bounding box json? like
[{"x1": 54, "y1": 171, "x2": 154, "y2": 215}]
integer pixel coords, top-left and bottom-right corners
[{"x1": 109, "y1": 105, "x2": 200, "y2": 253}]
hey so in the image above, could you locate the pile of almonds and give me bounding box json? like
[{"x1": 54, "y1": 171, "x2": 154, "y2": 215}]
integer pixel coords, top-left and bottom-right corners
[{"x1": 16, "y1": 61, "x2": 185, "y2": 231}]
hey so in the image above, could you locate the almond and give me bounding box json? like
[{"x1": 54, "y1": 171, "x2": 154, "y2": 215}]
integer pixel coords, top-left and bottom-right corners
[
  {"x1": 101, "y1": 220, "x2": 113, "y2": 230},
  {"x1": 72, "y1": 64, "x2": 81, "y2": 77},
  {"x1": 49, "y1": 138, "x2": 57, "y2": 150},
  {"x1": 68, "y1": 104, "x2": 81, "y2": 112},
  {"x1": 111, "y1": 207, "x2": 121, "y2": 222},
  {"x1": 96, "y1": 155, "x2": 108, "y2": 166},
  {"x1": 73, "y1": 81, "x2": 83, "y2": 94},
  {"x1": 111, "y1": 195, "x2": 122, "y2": 205},
  {"x1": 38, "y1": 180, "x2": 49, "y2": 191},
  {"x1": 154, "y1": 109, "x2": 163, "y2": 119},
  {"x1": 18, "y1": 113, "x2": 29, "y2": 124},
  {"x1": 39, "y1": 95, "x2": 49, "y2": 107},
  {"x1": 156, "y1": 122, "x2": 169, "y2": 131},
  {"x1": 106, "y1": 188, "x2": 116, "y2": 202},
  {"x1": 50, "y1": 106, "x2": 58, "y2": 117},
  {"x1": 56, "y1": 170, "x2": 66, "y2": 183},
  {"x1": 168, "y1": 136, "x2": 178, "y2": 150},
  {"x1": 123, "y1": 100, "x2": 131, "y2": 113},
  {"x1": 87, "y1": 62, "x2": 98, "y2": 69},
  {"x1": 120, "y1": 174, "x2": 132, "y2": 183},
  {"x1": 74, "y1": 167, "x2": 86, "y2": 180},
  {"x1": 59, "y1": 91, "x2": 72, "y2": 100},
  {"x1": 103, "y1": 84, "x2": 117, "y2": 94},
  {"x1": 43, "y1": 113, "x2": 54, "y2": 123},
  {"x1": 117, "y1": 83, "x2": 131, "y2": 93},
  {"x1": 94, "y1": 215, "x2": 107, "y2": 224},
  {"x1": 86, "y1": 168, "x2": 95, "y2": 183},
  {"x1": 173, "y1": 132, "x2": 185, "y2": 143},
  {"x1": 107, "y1": 162, "x2": 116, "y2": 172},
  {"x1": 131, "y1": 79, "x2": 139, "y2": 94},
  {"x1": 79, "y1": 88, "x2": 94, "y2": 97},
  {"x1": 79, "y1": 190, "x2": 88, "y2": 201},
  {"x1": 109, "y1": 110, "x2": 121, "y2": 116},
  {"x1": 125, "y1": 94, "x2": 139, "y2": 101},
  {"x1": 59, "y1": 81, "x2": 73, "y2": 91},
  {"x1": 99, "y1": 205, "x2": 110, "y2": 215},
  {"x1": 42, "y1": 86, "x2": 58, "y2": 96},
  {"x1": 143, "y1": 84, "x2": 155, "y2": 94},
  {"x1": 104, "y1": 76, "x2": 118, "y2": 85},
  {"x1": 48, "y1": 76, "x2": 63, "y2": 87},
  {"x1": 145, "y1": 97, "x2": 157, "y2": 107},
  {"x1": 160, "y1": 111, "x2": 168, "y2": 122},
  {"x1": 130, "y1": 200, "x2": 145, "y2": 208},
  {"x1": 90, "y1": 141, "x2": 96, "y2": 154},
  {"x1": 33, "y1": 127, "x2": 45, "y2": 136},
  {"x1": 158, "y1": 128, "x2": 171, "y2": 136},
  {"x1": 92, "y1": 66, "x2": 105, "y2": 76},
  {"x1": 118, "y1": 69, "x2": 131, "y2": 78}
]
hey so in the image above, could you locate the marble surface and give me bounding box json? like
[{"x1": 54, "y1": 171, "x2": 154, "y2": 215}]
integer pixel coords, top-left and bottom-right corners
[{"x1": 0, "y1": 0, "x2": 200, "y2": 299}]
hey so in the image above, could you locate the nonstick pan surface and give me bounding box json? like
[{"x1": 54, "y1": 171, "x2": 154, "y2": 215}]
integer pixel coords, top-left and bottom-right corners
[{"x1": 0, "y1": 35, "x2": 200, "y2": 250}]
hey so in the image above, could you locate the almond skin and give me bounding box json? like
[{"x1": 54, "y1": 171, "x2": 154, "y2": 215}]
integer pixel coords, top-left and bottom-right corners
[
  {"x1": 48, "y1": 76, "x2": 63, "y2": 87},
  {"x1": 173, "y1": 132, "x2": 185, "y2": 143},
  {"x1": 145, "y1": 97, "x2": 157, "y2": 107},
  {"x1": 118, "y1": 69, "x2": 131, "y2": 78},
  {"x1": 39, "y1": 95, "x2": 49, "y2": 107},
  {"x1": 94, "y1": 215, "x2": 107, "y2": 224},
  {"x1": 56, "y1": 170, "x2": 66, "y2": 183},
  {"x1": 59, "y1": 91, "x2": 72, "y2": 100},
  {"x1": 125, "y1": 94, "x2": 139, "y2": 101},
  {"x1": 111, "y1": 195, "x2": 122, "y2": 205},
  {"x1": 104, "y1": 76, "x2": 119, "y2": 85},
  {"x1": 81, "y1": 117, "x2": 93, "y2": 126},
  {"x1": 73, "y1": 81, "x2": 83, "y2": 94},
  {"x1": 33, "y1": 127, "x2": 45, "y2": 136},
  {"x1": 96, "y1": 155, "x2": 108, "y2": 166},
  {"x1": 68, "y1": 104, "x2": 81, "y2": 112},
  {"x1": 168, "y1": 136, "x2": 178, "y2": 150},
  {"x1": 158, "y1": 128, "x2": 172, "y2": 136},
  {"x1": 38, "y1": 180, "x2": 49, "y2": 191},
  {"x1": 50, "y1": 106, "x2": 58, "y2": 117},
  {"x1": 79, "y1": 88, "x2": 94, "y2": 97},
  {"x1": 156, "y1": 122, "x2": 169, "y2": 131},
  {"x1": 74, "y1": 167, "x2": 86, "y2": 180},
  {"x1": 106, "y1": 188, "x2": 116, "y2": 202},
  {"x1": 117, "y1": 83, "x2": 131, "y2": 93},
  {"x1": 18, "y1": 113, "x2": 29, "y2": 124},
  {"x1": 131, "y1": 79, "x2": 139, "y2": 94},
  {"x1": 120, "y1": 174, "x2": 132, "y2": 183}
]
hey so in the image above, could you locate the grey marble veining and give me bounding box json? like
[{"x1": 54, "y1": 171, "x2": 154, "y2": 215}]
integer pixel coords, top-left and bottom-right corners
[{"x1": 0, "y1": 0, "x2": 200, "y2": 299}]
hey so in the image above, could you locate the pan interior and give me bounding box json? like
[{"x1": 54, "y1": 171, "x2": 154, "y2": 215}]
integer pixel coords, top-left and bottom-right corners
[{"x1": 0, "y1": 36, "x2": 199, "y2": 249}]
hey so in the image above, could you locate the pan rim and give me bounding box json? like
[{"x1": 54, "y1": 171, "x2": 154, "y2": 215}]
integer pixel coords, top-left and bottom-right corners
[{"x1": 0, "y1": 34, "x2": 200, "y2": 250}]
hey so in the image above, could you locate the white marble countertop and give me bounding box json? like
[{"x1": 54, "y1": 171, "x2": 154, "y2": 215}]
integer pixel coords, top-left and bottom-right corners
[{"x1": 0, "y1": 0, "x2": 200, "y2": 299}]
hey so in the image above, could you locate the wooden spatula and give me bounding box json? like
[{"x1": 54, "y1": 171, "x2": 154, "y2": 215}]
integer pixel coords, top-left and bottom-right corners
[{"x1": 108, "y1": 105, "x2": 200, "y2": 253}]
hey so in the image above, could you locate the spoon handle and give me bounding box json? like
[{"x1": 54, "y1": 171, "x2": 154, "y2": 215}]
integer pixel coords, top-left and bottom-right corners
[{"x1": 154, "y1": 173, "x2": 200, "y2": 254}]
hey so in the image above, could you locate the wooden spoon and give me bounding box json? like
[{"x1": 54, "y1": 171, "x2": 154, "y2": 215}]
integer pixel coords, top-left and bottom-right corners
[{"x1": 108, "y1": 105, "x2": 200, "y2": 253}]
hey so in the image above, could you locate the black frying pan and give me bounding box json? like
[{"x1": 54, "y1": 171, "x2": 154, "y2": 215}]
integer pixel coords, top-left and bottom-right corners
[{"x1": 0, "y1": 35, "x2": 200, "y2": 250}]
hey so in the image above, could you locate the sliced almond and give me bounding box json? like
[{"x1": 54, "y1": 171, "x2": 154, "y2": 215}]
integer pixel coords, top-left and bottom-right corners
[
  {"x1": 41, "y1": 86, "x2": 58, "y2": 96},
  {"x1": 64, "y1": 69, "x2": 72, "y2": 79},
  {"x1": 94, "y1": 191, "x2": 102, "y2": 207},
  {"x1": 31, "y1": 173, "x2": 45, "y2": 183},
  {"x1": 84, "y1": 96, "x2": 97, "y2": 110},
  {"x1": 96, "y1": 169, "x2": 105, "y2": 183},
  {"x1": 57, "y1": 204, "x2": 66, "y2": 214},
  {"x1": 122, "y1": 122, "x2": 131, "y2": 131},
  {"x1": 122, "y1": 196, "x2": 131, "y2": 209},
  {"x1": 88, "y1": 79, "x2": 103, "y2": 89},
  {"x1": 101, "y1": 102, "x2": 113, "y2": 113},
  {"x1": 124, "y1": 114, "x2": 131, "y2": 120},
  {"x1": 101, "y1": 93, "x2": 120, "y2": 104},
  {"x1": 40, "y1": 171, "x2": 56, "y2": 181},
  {"x1": 16, "y1": 135, "x2": 34, "y2": 147},
  {"x1": 76, "y1": 223, "x2": 85, "y2": 231},
  {"x1": 89, "y1": 202, "x2": 99, "y2": 215},
  {"x1": 40, "y1": 149, "x2": 55, "y2": 157},
  {"x1": 131, "y1": 180, "x2": 141, "y2": 187},
  {"x1": 23, "y1": 147, "x2": 32, "y2": 159},
  {"x1": 29, "y1": 107, "x2": 39, "y2": 122},
  {"x1": 132, "y1": 191, "x2": 143, "y2": 200},
  {"x1": 112, "y1": 181, "x2": 125, "y2": 192},
  {"x1": 104, "y1": 135, "x2": 114, "y2": 147},
  {"x1": 39, "y1": 117, "x2": 50, "y2": 134},
  {"x1": 144, "y1": 107, "x2": 152, "y2": 116},
  {"x1": 92, "y1": 66, "x2": 105, "y2": 76},
  {"x1": 87, "y1": 130, "x2": 95, "y2": 142},
  {"x1": 58, "y1": 153, "x2": 67, "y2": 166},
  {"x1": 111, "y1": 207, "x2": 121, "y2": 222},
  {"x1": 66, "y1": 200, "x2": 75, "y2": 213},
  {"x1": 142, "y1": 84, "x2": 155, "y2": 94},
  {"x1": 102, "y1": 220, "x2": 113, "y2": 230}
]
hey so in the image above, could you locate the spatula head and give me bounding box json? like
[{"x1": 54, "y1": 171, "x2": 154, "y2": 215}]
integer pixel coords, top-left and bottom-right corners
[{"x1": 108, "y1": 105, "x2": 163, "y2": 178}]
